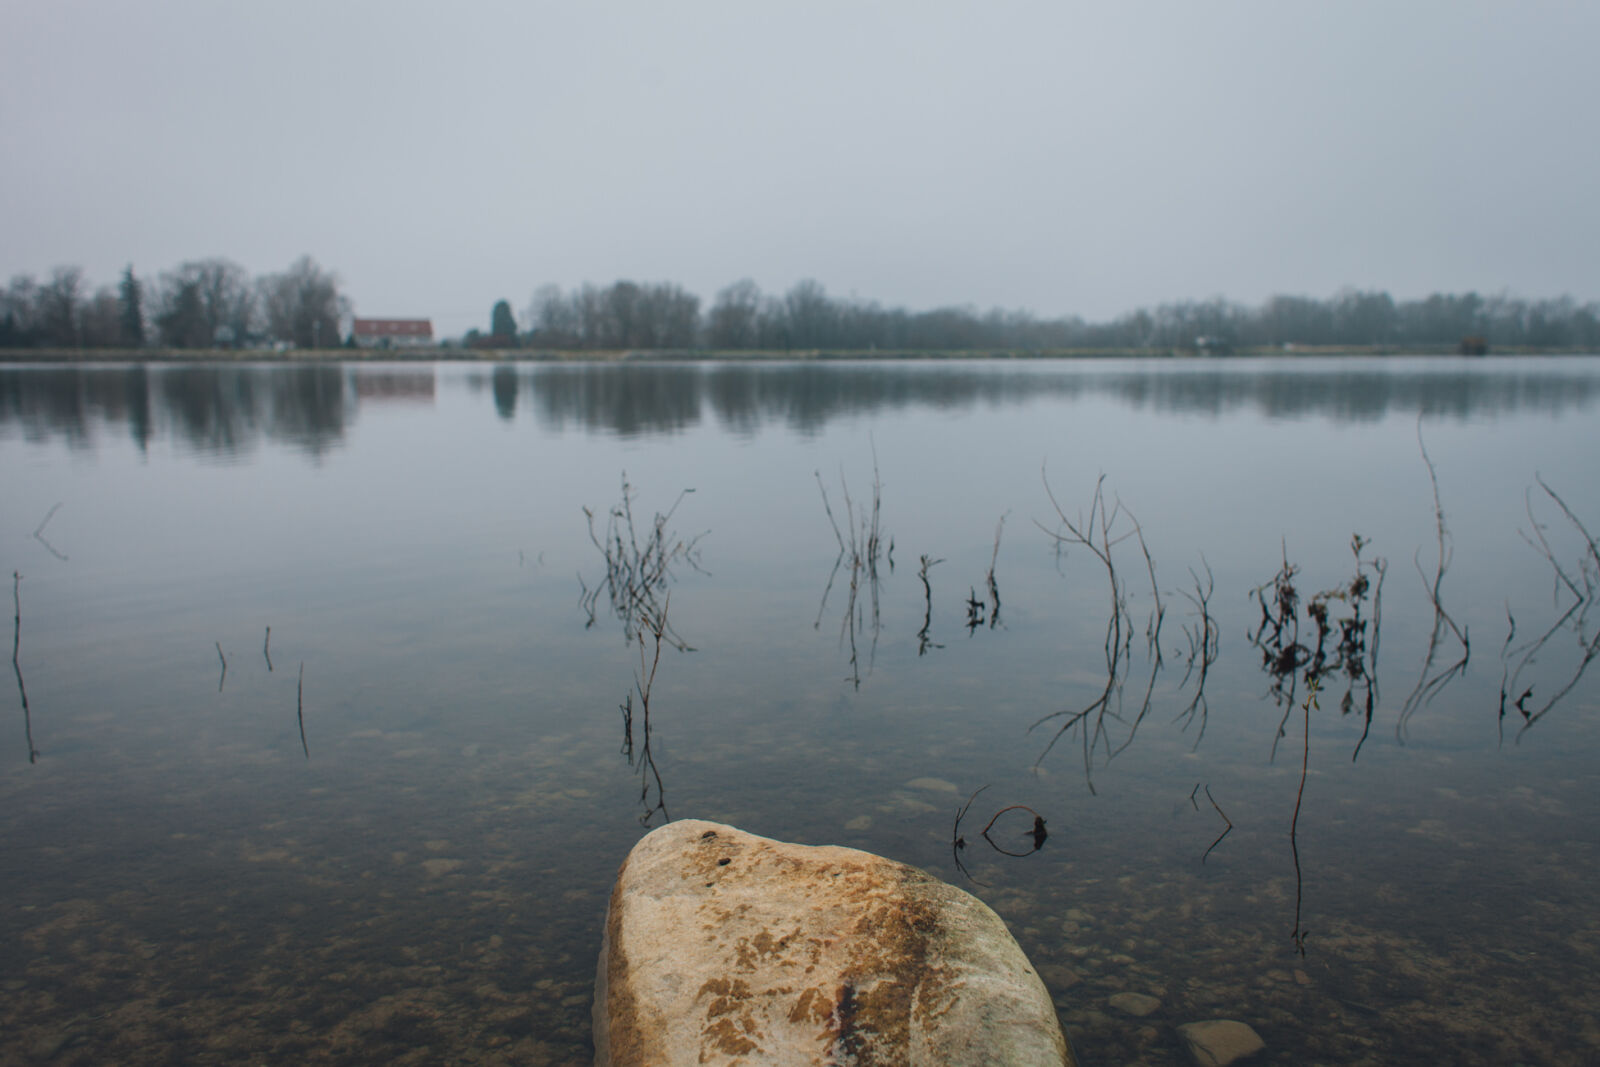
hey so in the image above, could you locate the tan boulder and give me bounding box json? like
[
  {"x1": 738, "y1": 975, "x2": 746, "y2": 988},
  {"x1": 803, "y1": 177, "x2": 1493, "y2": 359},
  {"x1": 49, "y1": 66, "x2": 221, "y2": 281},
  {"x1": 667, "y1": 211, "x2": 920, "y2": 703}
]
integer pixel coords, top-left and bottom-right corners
[{"x1": 593, "y1": 819, "x2": 1074, "y2": 1066}]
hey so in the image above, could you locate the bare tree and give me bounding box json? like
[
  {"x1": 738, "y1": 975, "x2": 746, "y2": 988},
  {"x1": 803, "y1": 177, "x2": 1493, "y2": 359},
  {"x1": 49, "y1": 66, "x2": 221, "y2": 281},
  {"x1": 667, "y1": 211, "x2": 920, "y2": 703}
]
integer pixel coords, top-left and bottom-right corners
[
  {"x1": 37, "y1": 266, "x2": 85, "y2": 346},
  {"x1": 708, "y1": 279, "x2": 762, "y2": 349},
  {"x1": 257, "y1": 256, "x2": 346, "y2": 349}
]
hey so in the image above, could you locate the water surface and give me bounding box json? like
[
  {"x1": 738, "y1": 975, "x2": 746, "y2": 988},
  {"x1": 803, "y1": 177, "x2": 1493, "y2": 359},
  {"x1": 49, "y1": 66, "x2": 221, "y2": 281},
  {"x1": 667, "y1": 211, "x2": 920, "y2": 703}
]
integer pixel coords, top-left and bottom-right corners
[{"x1": 3, "y1": 357, "x2": 1599, "y2": 1064}]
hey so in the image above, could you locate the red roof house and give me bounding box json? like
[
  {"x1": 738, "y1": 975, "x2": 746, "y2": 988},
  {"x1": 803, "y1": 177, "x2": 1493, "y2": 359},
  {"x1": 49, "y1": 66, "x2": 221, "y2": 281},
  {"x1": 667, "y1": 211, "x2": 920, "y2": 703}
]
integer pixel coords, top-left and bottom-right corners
[{"x1": 352, "y1": 318, "x2": 434, "y2": 348}]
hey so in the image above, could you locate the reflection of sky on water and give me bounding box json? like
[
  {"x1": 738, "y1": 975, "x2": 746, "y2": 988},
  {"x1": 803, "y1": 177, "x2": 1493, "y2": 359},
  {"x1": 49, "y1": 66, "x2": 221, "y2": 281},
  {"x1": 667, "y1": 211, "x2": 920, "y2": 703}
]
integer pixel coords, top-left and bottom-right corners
[{"x1": 2, "y1": 358, "x2": 1599, "y2": 1064}]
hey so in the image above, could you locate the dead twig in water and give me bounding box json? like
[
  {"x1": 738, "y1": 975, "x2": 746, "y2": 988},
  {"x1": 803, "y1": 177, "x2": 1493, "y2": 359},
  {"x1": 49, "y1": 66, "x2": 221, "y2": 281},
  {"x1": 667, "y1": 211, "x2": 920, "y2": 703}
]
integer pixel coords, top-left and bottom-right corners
[
  {"x1": 263, "y1": 626, "x2": 273, "y2": 672},
  {"x1": 980, "y1": 804, "x2": 1048, "y2": 857},
  {"x1": 629, "y1": 596, "x2": 671, "y2": 827},
  {"x1": 1397, "y1": 421, "x2": 1469, "y2": 741},
  {"x1": 13, "y1": 573, "x2": 39, "y2": 763},
  {"x1": 951, "y1": 786, "x2": 989, "y2": 885},
  {"x1": 580, "y1": 474, "x2": 705, "y2": 652},
  {"x1": 1031, "y1": 469, "x2": 1149, "y2": 793},
  {"x1": 216, "y1": 641, "x2": 228, "y2": 693},
  {"x1": 985, "y1": 513, "x2": 1007, "y2": 629},
  {"x1": 916, "y1": 554, "x2": 944, "y2": 655},
  {"x1": 814, "y1": 451, "x2": 888, "y2": 689},
  {"x1": 1176, "y1": 559, "x2": 1219, "y2": 750},
  {"x1": 1290, "y1": 678, "x2": 1317, "y2": 956}
]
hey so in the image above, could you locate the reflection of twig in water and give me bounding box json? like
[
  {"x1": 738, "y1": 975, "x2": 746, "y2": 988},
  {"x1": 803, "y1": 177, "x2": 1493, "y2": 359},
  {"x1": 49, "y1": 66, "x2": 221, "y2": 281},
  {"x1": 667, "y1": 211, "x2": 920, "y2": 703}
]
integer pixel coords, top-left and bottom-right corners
[
  {"x1": 33, "y1": 503, "x2": 68, "y2": 562},
  {"x1": 1030, "y1": 470, "x2": 1144, "y2": 793},
  {"x1": 952, "y1": 787, "x2": 1047, "y2": 883},
  {"x1": 628, "y1": 597, "x2": 671, "y2": 827},
  {"x1": 980, "y1": 804, "x2": 1048, "y2": 857},
  {"x1": 1176, "y1": 560, "x2": 1219, "y2": 749},
  {"x1": 580, "y1": 474, "x2": 705, "y2": 652},
  {"x1": 951, "y1": 786, "x2": 988, "y2": 884},
  {"x1": 985, "y1": 514, "x2": 1006, "y2": 629},
  {"x1": 814, "y1": 456, "x2": 887, "y2": 689},
  {"x1": 13, "y1": 573, "x2": 40, "y2": 764},
  {"x1": 1201, "y1": 785, "x2": 1232, "y2": 865},
  {"x1": 296, "y1": 662, "x2": 309, "y2": 760},
  {"x1": 916, "y1": 555, "x2": 943, "y2": 655},
  {"x1": 1397, "y1": 423, "x2": 1469, "y2": 740},
  {"x1": 1506, "y1": 477, "x2": 1600, "y2": 739}
]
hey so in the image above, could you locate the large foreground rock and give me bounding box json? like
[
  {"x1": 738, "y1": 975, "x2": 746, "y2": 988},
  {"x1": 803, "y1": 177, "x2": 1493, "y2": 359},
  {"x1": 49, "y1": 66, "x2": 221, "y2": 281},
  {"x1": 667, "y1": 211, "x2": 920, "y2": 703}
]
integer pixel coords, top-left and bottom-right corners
[{"x1": 594, "y1": 819, "x2": 1073, "y2": 1065}]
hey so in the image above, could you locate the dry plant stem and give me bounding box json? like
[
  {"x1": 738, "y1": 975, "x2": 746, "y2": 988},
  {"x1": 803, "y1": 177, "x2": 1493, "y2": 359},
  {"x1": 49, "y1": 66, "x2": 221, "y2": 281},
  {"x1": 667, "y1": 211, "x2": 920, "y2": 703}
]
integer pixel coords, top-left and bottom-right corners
[
  {"x1": 1031, "y1": 468, "x2": 1144, "y2": 793},
  {"x1": 263, "y1": 626, "x2": 273, "y2": 672},
  {"x1": 1124, "y1": 503, "x2": 1164, "y2": 663},
  {"x1": 1176, "y1": 560, "x2": 1219, "y2": 749},
  {"x1": 1290, "y1": 681, "x2": 1316, "y2": 955},
  {"x1": 581, "y1": 473, "x2": 704, "y2": 651},
  {"x1": 979, "y1": 804, "x2": 1046, "y2": 857},
  {"x1": 296, "y1": 663, "x2": 309, "y2": 760},
  {"x1": 1202, "y1": 785, "x2": 1233, "y2": 865},
  {"x1": 1398, "y1": 422, "x2": 1470, "y2": 739},
  {"x1": 13, "y1": 572, "x2": 39, "y2": 764},
  {"x1": 951, "y1": 785, "x2": 990, "y2": 884},
  {"x1": 1506, "y1": 476, "x2": 1600, "y2": 737},
  {"x1": 814, "y1": 455, "x2": 886, "y2": 689},
  {"x1": 986, "y1": 513, "x2": 1006, "y2": 627},
  {"x1": 216, "y1": 641, "x2": 227, "y2": 692},
  {"x1": 916, "y1": 555, "x2": 944, "y2": 654}
]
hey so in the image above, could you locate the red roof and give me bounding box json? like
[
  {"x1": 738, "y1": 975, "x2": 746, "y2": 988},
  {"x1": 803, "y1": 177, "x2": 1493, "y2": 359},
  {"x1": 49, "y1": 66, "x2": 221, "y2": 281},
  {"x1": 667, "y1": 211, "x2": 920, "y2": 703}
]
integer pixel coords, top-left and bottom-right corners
[{"x1": 353, "y1": 318, "x2": 433, "y2": 338}]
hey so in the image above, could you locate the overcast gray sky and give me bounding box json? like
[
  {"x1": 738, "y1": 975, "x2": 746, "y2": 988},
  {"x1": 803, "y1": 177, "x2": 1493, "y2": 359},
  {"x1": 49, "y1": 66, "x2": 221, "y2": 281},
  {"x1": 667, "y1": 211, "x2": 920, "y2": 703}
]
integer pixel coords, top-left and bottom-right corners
[{"x1": 4, "y1": 1, "x2": 1597, "y2": 333}]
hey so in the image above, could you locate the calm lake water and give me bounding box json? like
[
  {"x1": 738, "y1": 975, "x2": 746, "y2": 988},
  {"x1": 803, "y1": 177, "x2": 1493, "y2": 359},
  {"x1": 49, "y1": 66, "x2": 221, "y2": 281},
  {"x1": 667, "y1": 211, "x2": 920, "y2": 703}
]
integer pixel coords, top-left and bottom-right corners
[{"x1": 3, "y1": 357, "x2": 1599, "y2": 1065}]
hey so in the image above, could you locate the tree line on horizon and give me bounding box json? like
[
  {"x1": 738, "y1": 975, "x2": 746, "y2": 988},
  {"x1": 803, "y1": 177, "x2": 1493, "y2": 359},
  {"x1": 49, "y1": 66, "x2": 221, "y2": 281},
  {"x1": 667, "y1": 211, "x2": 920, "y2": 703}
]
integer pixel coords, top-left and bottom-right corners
[
  {"x1": 510, "y1": 278, "x2": 1600, "y2": 352},
  {"x1": 5, "y1": 256, "x2": 1598, "y2": 352},
  {"x1": 0, "y1": 256, "x2": 345, "y2": 351}
]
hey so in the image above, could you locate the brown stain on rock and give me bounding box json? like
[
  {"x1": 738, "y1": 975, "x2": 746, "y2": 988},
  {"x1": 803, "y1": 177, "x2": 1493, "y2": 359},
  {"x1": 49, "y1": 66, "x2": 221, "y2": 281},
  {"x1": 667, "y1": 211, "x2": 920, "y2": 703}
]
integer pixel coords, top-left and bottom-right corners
[{"x1": 596, "y1": 820, "x2": 1070, "y2": 1065}]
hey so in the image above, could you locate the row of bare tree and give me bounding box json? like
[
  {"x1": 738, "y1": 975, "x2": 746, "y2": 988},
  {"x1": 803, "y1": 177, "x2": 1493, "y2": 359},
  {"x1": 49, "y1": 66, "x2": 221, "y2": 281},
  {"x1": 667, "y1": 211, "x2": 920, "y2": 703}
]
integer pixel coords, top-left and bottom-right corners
[
  {"x1": 520, "y1": 279, "x2": 1600, "y2": 352},
  {"x1": 1, "y1": 256, "x2": 345, "y2": 350}
]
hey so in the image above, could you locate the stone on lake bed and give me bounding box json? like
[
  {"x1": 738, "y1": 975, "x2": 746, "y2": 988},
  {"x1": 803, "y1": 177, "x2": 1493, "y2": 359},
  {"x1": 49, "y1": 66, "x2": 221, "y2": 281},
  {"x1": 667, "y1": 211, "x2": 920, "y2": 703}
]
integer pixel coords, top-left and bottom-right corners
[
  {"x1": 904, "y1": 776, "x2": 960, "y2": 793},
  {"x1": 1177, "y1": 1019, "x2": 1265, "y2": 1065},
  {"x1": 1108, "y1": 991, "x2": 1162, "y2": 1016},
  {"x1": 594, "y1": 819, "x2": 1074, "y2": 1065}
]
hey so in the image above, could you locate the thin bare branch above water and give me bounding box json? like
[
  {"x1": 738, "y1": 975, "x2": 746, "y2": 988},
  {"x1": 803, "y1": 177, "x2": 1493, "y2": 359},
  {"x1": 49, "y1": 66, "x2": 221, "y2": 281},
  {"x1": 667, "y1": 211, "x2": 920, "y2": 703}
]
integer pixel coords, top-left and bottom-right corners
[
  {"x1": 13, "y1": 572, "x2": 39, "y2": 764},
  {"x1": 579, "y1": 473, "x2": 705, "y2": 651},
  {"x1": 1505, "y1": 476, "x2": 1600, "y2": 740},
  {"x1": 1030, "y1": 469, "x2": 1153, "y2": 792},
  {"x1": 814, "y1": 452, "x2": 888, "y2": 689},
  {"x1": 1397, "y1": 421, "x2": 1469, "y2": 740}
]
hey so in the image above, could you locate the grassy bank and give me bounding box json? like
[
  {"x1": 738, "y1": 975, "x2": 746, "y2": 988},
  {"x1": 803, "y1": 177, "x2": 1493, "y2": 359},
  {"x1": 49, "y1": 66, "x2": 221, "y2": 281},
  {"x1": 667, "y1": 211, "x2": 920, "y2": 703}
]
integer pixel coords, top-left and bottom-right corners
[{"x1": 0, "y1": 344, "x2": 1587, "y2": 364}]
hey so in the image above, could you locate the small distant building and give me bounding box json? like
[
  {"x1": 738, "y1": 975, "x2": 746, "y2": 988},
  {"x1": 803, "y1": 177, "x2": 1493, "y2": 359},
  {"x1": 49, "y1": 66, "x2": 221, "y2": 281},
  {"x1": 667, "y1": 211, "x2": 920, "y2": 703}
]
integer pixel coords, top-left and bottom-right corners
[{"x1": 352, "y1": 318, "x2": 434, "y2": 348}]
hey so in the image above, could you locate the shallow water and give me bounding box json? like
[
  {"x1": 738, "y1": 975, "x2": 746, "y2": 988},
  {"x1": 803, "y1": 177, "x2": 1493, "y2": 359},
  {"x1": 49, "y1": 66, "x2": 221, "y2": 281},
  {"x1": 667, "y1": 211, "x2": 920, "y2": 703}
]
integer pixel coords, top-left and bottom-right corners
[{"x1": 3, "y1": 357, "x2": 1598, "y2": 1064}]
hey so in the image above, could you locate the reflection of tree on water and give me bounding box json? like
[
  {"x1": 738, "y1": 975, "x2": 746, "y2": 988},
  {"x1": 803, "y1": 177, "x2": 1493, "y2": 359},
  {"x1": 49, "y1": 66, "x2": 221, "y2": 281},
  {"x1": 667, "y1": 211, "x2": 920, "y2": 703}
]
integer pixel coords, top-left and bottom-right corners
[
  {"x1": 0, "y1": 365, "x2": 350, "y2": 457},
  {"x1": 496, "y1": 361, "x2": 1600, "y2": 439}
]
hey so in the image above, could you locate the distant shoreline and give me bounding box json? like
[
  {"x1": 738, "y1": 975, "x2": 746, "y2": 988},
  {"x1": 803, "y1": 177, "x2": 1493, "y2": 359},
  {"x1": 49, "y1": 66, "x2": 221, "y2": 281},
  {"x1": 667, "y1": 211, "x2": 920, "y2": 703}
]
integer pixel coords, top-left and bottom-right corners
[{"x1": 2, "y1": 345, "x2": 1593, "y2": 364}]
